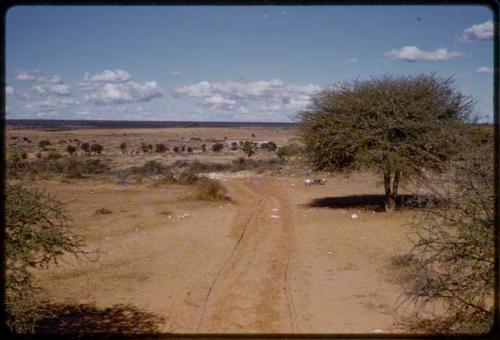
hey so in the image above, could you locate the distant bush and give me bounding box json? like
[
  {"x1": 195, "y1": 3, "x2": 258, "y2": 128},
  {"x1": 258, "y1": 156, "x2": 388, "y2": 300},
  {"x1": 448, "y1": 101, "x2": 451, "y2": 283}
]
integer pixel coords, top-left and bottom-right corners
[
  {"x1": 194, "y1": 178, "x2": 229, "y2": 201},
  {"x1": 187, "y1": 147, "x2": 193, "y2": 153},
  {"x1": 46, "y1": 151, "x2": 62, "y2": 160},
  {"x1": 155, "y1": 143, "x2": 168, "y2": 153},
  {"x1": 120, "y1": 142, "x2": 127, "y2": 154},
  {"x1": 58, "y1": 139, "x2": 67, "y2": 145},
  {"x1": 35, "y1": 152, "x2": 42, "y2": 159},
  {"x1": 181, "y1": 145, "x2": 186, "y2": 152},
  {"x1": 90, "y1": 143, "x2": 103, "y2": 155},
  {"x1": 172, "y1": 146, "x2": 180, "y2": 153},
  {"x1": 94, "y1": 208, "x2": 112, "y2": 215},
  {"x1": 38, "y1": 140, "x2": 51, "y2": 150},
  {"x1": 212, "y1": 143, "x2": 224, "y2": 152},
  {"x1": 231, "y1": 142, "x2": 238, "y2": 150},
  {"x1": 201, "y1": 144, "x2": 207, "y2": 152},
  {"x1": 80, "y1": 142, "x2": 90, "y2": 154},
  {"x1": 261, "y1": 141, "x2": 277, "y2": 152},
  {"x1": 66, "y1": 145, "x2": 77, "y2": 156},
  {"x1": 242, "y1": 141, "x2": 256, "y2": 157},
  {"x1": 119, "y1": 160, "x2": 167, "y2": 178}
]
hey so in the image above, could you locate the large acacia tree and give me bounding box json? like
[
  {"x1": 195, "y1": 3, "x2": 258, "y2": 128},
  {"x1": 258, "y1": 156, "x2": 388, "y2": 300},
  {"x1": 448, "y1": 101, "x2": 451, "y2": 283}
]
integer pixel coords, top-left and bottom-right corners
[{"x1": 298, "y1": 74, "x2": 475, "y2": 212}]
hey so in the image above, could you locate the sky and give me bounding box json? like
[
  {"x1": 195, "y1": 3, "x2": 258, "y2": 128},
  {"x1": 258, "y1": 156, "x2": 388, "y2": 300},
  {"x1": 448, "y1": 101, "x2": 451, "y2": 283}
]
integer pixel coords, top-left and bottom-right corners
[{"x1": 5, "y1": 5, "x2": 495, "y2": 122}]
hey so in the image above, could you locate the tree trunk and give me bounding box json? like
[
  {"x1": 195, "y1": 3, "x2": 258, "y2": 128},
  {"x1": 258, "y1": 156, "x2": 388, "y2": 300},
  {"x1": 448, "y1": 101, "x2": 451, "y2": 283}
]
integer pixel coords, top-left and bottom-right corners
[{"x1": 384, "y1": 171, "x2": 399, "y2": 213}]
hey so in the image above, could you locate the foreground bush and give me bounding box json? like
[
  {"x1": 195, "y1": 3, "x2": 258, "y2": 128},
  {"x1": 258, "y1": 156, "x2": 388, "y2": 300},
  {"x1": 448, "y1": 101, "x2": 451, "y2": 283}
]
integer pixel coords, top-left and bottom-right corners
[
  {"x1": 5, "y1": 184, "x2": 83, "y2": 333},
  {"x1": 400, "y1": 141, "x2": 494, "y2": 333}
]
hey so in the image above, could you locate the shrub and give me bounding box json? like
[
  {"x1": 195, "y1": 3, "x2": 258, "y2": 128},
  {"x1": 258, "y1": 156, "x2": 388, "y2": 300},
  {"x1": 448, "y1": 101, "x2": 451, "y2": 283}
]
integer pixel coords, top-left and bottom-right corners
[
  {"x1": 120, "y1": 142, "x2": 127, "y2": 154},
  {"x1": 90, "y1": 143, "x2": 103, "y2": 155},
  {"x1": 58, "y1": 139, "x2": 67, "y2": 145},
  {"x1": 80, "y1": 142, "x2": 90, "y2": 153},
  {"x1": 231, "y1": 142, "x2": 238, "y2": 150},
  {"x1": 201, "y1": 144, "x2": 207, "y2": 152},
  {"x1": 277, "y1": 144, "x2": 302, "y2": 160},
  {"x1": 400, "y1": 141, "x2": 494, "y2": 333},
  {"x1": 155, "y1": 143, "x2": 167, "y2": 153},
  {"x1": 194, "y1": 178, "x2": 229, "y2": 201},
  {"x1": 212, "y1": 143, "x2": 224, "y2": 152},
  {"x1": 187, "y1": 147, "x2": 193, "y2": 153},
  {"x1": 172, "y1": 146, "x2": 180, "y2": 153},
  {"x1": 242, "y1": 141, "x2": 256, "y2": 157},
  {"x1": 35, "y1": 152, "x2": 42, "y2": 159},
  {"x1": 66, "y1": 145, "x2": 76, "y2": 156},
  {"x1": 177, "y1": 170, "x2": 199, "y2": 185},
  {"x1": 46, "y1": 151, "x2": 62, "y2": 160},
  {"x1": 94, "y1": 208, "x2": 112, "y2": 215},
  {"x1": 5, "y1": 184, "x2": 82, "y2": 333},
  {"x1": 38, "y1": 140, "x2": 51, "y2": 150},
  {"x1": 181, "y1": 145, "x2": 186, "y2": 152},
  {"x1": 261, "y1": 141, "x2": 277, "y2": 152}
]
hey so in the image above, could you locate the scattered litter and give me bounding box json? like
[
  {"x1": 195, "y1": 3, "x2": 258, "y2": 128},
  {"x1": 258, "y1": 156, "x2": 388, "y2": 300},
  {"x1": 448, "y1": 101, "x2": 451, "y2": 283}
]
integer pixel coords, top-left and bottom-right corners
[
  {"x1": 341, "y1": 211, "x2": 346, "y2": 215},
  {"x1": 270, "y1": 214, "x2": 280, "y2": 219},
  {"x1": 271, "y1": 208, "x2": 279, "y2": 212},
  {"x1": 351, "y1": 214, "x2": 359, "y2": 219},
  {"x1": 373, "y1": 329, "x2": 384, "y2": 333},
  {"x1": 168, "y1": 215, "x2": 172, "y2": 219},
  {"x1": 134, "y1": 228, "x2": 139, "y2": 232},
  {"x1": 328, "y1": 251, "x2": 333, "y2": 255},
  {"x1": 178, "y1": 213, "x2": 191, "y2": 219},
  {"x1": 372, "y1": 211, "x2": 376, "y2": 214},
  {"x1": 291, "y1": 183, "x2": 296, "y2": 186}
]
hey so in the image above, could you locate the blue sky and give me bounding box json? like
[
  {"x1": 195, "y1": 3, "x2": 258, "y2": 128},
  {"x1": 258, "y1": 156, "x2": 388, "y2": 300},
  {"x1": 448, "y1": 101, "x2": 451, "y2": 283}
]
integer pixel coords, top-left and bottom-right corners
[{"x1": 5, "y1": 5, "x2": 494, "y2": 122}]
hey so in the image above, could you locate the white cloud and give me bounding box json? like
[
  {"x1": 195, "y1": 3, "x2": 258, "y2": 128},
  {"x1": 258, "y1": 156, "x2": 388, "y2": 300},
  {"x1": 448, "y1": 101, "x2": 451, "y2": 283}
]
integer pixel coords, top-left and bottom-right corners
[
  {"x1": 347, "y1": 57, "x2": 358, "y2": 63},
  {"x1": 173, "y1": 79, "x2": 322, "y2": 115},
  {"x1": 84, "y1": 69, "x2": 132, "y2": 82},
  {"x1": 475, "y1": 66, "x2": 493, "y2": 73},
  {"x1": 462, "y1": 20, "x2": 493, "y2": 41},
  {"x1": 16, "y1": 69, "x2": 38, "y2": 81},
  {"x1": 172, "y1": 70, "x2": 182, "y2": 77},
  {"x1": 384, "y1": 46, "x2": 463, "y2": 62},
  {"x1": 39, "y1": 75, "x2": 63, "y2": 84},
  {"x1": 6, "y1": 85, "x2": 15, "y2": 95},
  {"x1": 32, "y1": 83, "x2": 73, "y2": 96},
  {"x1": 23, "y1": 97, "x2": 79, "y2": 116},
  {"x1": 85, "y1": 81, "x2": 163, "y2": 105}
]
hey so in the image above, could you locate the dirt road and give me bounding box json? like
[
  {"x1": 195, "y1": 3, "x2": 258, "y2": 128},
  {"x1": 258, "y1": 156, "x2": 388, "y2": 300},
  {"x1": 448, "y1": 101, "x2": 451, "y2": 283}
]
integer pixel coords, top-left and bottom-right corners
[{"x1": 35, "y1": 174, "x2": 415, "y2": 334}]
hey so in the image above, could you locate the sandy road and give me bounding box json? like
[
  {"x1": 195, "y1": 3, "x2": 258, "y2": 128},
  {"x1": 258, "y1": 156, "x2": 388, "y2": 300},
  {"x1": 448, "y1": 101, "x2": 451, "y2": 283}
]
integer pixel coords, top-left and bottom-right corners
[{"x1": 196, "y1": 177, "x2": 298, "y2": 333}]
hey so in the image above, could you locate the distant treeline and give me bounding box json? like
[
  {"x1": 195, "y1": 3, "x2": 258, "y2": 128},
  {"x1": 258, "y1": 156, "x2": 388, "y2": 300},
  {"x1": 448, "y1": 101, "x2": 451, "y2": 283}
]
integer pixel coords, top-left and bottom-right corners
[{"x1": 6, "y1": 119, "x2": 298, "y2": 130}]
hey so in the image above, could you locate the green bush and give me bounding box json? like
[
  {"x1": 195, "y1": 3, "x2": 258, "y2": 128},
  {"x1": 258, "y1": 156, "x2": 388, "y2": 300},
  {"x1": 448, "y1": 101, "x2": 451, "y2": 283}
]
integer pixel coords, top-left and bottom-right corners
[
  {"x1": 90, "y1": 143, "x2": 103, "y2": 155},
  {"x1": 194, "y1": 178, "x2": 229, "y2": 201},
  {"x1": 46, "y1": 151, "x2": 62, "y2": 160},
  {"x1": 5, "y1": 184, "x2": 82, "y2": 333},
  {"x1": 66, "y1": 145, "x2": 76, "y2": 156},
  {"x1": 38, "y1": 140, "x2": 51, "y2": 149},
  {"x1": 277, "y1": 144, "x2": 302, "y2": 160}
]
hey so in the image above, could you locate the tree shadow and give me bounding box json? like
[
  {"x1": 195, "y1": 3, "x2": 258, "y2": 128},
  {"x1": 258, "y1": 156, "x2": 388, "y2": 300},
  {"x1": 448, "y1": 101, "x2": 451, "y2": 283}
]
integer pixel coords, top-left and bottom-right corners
[
  {"x1": 304, "y1": 194, "x2": 443, "y2": 212},
  {"x1": 35, "y1": 303, "x2": 166, "y2": 335}
]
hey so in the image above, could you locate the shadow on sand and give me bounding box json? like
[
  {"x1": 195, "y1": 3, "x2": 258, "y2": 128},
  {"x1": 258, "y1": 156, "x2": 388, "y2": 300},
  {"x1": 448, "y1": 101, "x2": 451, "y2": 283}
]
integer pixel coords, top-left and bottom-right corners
[
  {"x1": 305, "y1": 194, "x2": 442, "y2": 212},
  {"x1": 35, "y1": 303, "x2": 166, "y2": 335}
]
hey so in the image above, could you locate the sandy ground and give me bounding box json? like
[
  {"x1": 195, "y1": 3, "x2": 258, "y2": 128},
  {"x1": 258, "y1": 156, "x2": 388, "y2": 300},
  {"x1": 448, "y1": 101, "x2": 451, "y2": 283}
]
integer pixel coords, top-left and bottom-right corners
[
  {"x1": 9, "y1": 126, "x2": 423, "y2": 334},
  {"x1": 32, "y1": 172, "x2": 418, "y2": 334}
]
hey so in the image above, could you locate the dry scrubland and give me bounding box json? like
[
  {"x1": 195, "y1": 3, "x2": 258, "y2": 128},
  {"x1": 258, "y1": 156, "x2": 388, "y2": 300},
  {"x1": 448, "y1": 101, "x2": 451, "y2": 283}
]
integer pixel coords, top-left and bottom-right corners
[{"x1": 6, "y1": 126, "x2": 453, "y2": 333}]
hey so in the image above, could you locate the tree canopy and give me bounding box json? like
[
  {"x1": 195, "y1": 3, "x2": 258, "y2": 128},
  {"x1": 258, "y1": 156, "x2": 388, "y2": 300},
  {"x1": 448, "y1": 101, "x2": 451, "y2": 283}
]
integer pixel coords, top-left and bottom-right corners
[{"x1": 298, "y1": 73, "x2": 475, "y2": 211}]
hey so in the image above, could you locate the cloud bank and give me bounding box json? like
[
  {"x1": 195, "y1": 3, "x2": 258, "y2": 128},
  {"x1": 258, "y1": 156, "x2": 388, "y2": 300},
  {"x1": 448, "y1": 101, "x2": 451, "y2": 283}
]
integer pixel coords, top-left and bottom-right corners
[{"x1": 384, "y1": 46, "x2": 463, "y2": 62}]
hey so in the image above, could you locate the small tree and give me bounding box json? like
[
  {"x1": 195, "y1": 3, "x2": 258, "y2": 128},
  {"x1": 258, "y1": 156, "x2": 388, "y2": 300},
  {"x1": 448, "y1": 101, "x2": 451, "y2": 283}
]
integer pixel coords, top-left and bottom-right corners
[
  {"x1": 155, "y1": 143, "x2": 167, "y2": 153},
  {"x1": 80, "y1": 142, "x2": 90, "y2": 154},
  {"x1": 66, "y1": 145, "x2": 76, "y2": 156},
  {"x1": 212, "y1": 143, "x2": 224, "y2": 152},
  {"x1": 90, "y1": 143, "x2": 103, "y2": 155},
  {"x1": 120, "y1": 142, "x2": 127, "y2": 154},
  {"x1": 242, "y1": 141, "x2": 255, "y2": 157},
  {"x1": 299, "y1": 74, "x2": 474, "y2": 212},
  {"x1": 261, "y1": 141, "x2": 277, "y2": 152}
]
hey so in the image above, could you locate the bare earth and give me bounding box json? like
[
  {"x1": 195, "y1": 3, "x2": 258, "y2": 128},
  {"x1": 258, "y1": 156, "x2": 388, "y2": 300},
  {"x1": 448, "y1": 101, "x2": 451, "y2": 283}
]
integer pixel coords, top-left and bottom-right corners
[{"x1": 9, "y1": 127, "x2": 419, "y2": 333}]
